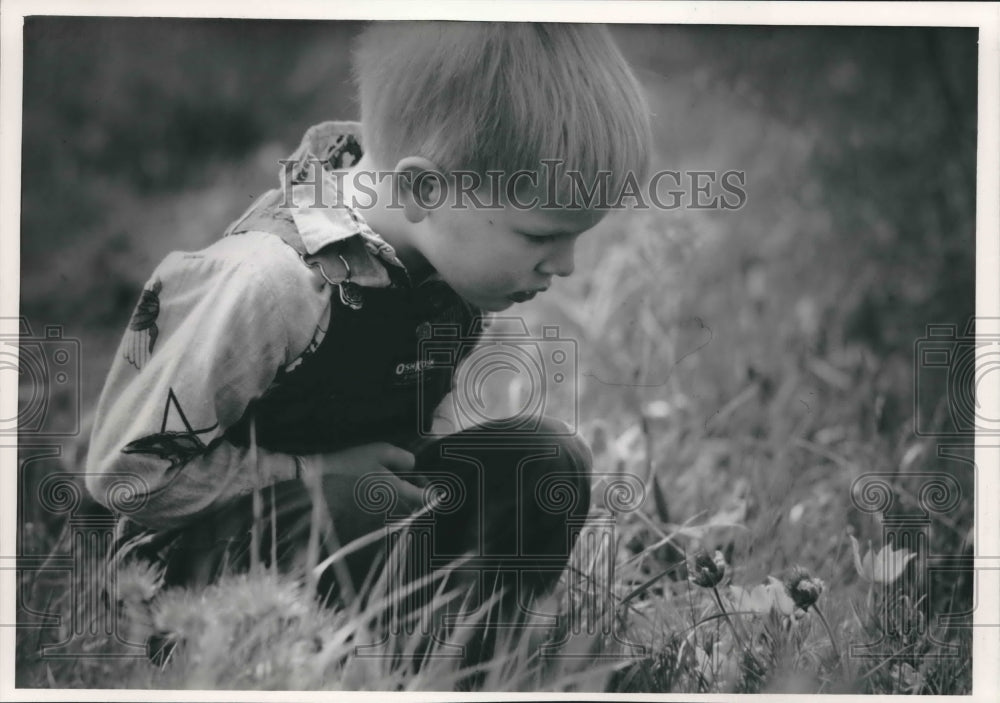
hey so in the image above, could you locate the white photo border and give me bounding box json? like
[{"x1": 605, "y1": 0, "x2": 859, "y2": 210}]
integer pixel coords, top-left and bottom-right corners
[{"x1": 1, "y1": 2, "x2": 997, "y2": 702}]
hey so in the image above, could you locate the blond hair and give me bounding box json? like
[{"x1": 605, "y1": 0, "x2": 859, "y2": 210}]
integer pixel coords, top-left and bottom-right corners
[{"x1": 352, "y1": 22, "x2": 652, "y2": 198}]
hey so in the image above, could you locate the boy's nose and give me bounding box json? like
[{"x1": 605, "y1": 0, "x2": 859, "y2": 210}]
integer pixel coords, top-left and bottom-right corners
[{"x1": 538, "y1": 241, "x2": 576, "y2": 278}]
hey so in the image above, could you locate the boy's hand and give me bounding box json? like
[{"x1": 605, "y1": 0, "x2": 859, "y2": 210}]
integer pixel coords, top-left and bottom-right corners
[{"x1": 305, "y1": 442, "x2": 423, "y2": 507}]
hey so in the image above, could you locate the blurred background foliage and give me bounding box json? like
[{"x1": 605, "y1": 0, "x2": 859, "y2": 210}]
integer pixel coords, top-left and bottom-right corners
[
  {"x1": 21, "y1": 18, "x2": 975, "y2": 436},
  {"x1": 18, "y1": 18, "x2": 976, "y2": 692}
]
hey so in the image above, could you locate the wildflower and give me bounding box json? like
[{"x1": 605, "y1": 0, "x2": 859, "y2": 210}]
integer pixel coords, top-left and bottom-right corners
[
  {"x1": 152, "y1": 588, "x2": 211, "y2": 643},
  {"x1": 116, "y1": 559, "x2": 164, "y2": 605},
  {"x1": 116, "y1": 559, "x2": 164, "y2": 644},
  {"x1": 889, "y1": 661, "x2": 926, "y2": 694},
  {"x1": 691, "y1": 634, "x2": 740, "y2": 691},
  {"x1": 849, "y1": 535, "x2": 916, "y2": 584},
  {"x1": 690, "y1": 549, "x2": 727, "y2": 588},
  {"x1": 729, "y1": 576, "x2": 796, "y2": 617},
  {"x1": 783, "y1": 566, "x2": 825, "y2": 611},
  {"x1": 782, "y1": 566, "x2": 841, "y2": 660}
]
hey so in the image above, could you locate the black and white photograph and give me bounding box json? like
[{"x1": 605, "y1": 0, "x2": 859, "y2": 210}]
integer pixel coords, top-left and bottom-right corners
[{"x1": 2, "y1": 1, "x2": 997, "y2": 697}]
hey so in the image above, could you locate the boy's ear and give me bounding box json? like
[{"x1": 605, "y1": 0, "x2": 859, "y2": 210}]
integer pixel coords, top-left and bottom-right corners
[{"x1": 393, "y1": 156, "x2": 444, "y2": 224}]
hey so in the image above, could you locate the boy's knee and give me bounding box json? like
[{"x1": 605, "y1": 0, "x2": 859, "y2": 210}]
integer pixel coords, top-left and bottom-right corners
[
  {"x1": 414, "y1": 415, "x2": 593, "y2": 520},
  {"x1": 537, "y1": 416, "x2": 592, "y2": 474},
  {"x1": 511, "y1": 417, "x2": 592, "y2": 523},
  {"x1": 530, "y1": 416, "x2": 593, "y2": 491}
]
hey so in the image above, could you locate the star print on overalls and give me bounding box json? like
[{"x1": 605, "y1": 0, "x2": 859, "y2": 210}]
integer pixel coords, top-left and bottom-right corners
[
  {"x1": 124, "y1": 278, "x2": 162, "y2": 370},
  {"x1": 122, "y1": 388, "x2": 218, "y2": 470}
]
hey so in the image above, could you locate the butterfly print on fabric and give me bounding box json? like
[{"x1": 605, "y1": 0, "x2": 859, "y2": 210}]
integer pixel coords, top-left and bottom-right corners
[
  {"x1": 323, "y1": 133, "x2": 363, "y2": 171},
  {"x1": 124, "y1": 279, "x2": 162, "y2": 370}
]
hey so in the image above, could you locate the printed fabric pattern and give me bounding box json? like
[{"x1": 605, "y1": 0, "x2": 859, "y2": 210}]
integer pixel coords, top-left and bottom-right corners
[{"x1": 85, "y1": 120, "x2": 484, "y2": 532}]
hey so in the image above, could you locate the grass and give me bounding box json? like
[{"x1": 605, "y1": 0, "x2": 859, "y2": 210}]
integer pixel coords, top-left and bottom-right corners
[
  {"x1": 16, "y1": 21, "x2": 975, "y2": 694},
  {"x1": 15, "y1": 340, "x2": 974, "y2": 692},
  {"x1": 17, "y1": 531, "x2": 973, "y2": 694}
]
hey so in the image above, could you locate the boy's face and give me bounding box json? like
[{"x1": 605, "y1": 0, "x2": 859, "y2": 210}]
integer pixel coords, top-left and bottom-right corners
[{"x1": 417, "y1": 186, "x2": 604, "y2": 312}]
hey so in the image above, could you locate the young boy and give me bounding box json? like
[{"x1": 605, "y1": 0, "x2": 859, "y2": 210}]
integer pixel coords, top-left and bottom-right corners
[{"x1": 86, "y1": 22, "x2": 651, "y2": 662}]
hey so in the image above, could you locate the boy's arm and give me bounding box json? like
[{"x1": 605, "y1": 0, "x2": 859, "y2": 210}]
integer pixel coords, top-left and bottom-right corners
[
  {"x1": 85, "y1": 233, "x2": 328, "y2": 530},
  {"x1": 426, "y1": 312, "x2": 495, "y2": 438}
]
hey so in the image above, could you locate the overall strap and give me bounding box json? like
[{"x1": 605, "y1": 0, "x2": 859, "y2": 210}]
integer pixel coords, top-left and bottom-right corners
[{"x1": 224, "y1": 189, "x2": 361, "y2": 308}]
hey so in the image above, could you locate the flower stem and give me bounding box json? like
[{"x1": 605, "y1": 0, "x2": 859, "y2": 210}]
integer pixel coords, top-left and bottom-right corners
[
  {"x1": 813, "y1": 603, "x2": 842, "y2": 662},
  {"x1": 711, "y1": 586, "x2": 754, "y2": 663}
]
